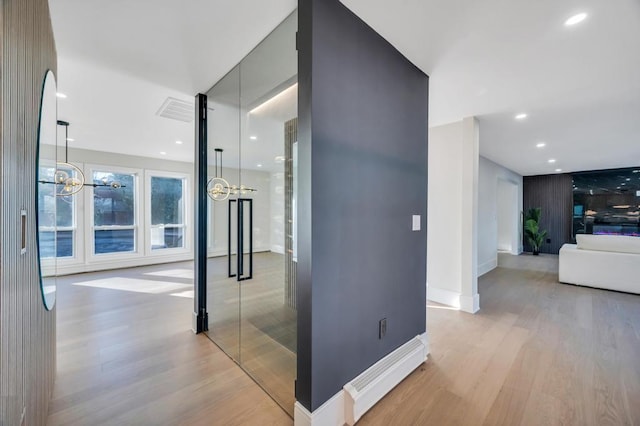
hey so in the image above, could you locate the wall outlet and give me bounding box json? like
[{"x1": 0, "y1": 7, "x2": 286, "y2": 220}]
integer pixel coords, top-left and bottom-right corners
[
  {"x1": 379, "y1": 318, "x2": 387, "y2": 339},
  {"x1": 412, "y1": 215, "x2": 421, "y2": 231}
]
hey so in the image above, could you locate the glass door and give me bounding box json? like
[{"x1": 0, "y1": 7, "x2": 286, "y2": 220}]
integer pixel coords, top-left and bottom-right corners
[
  {"x1": 205, "y1": 64, "x2": 241, "y2": 361},
  {"x1": 204, "y1": 10, "x2": 298, "y2": 417},
  {"x1": 238, "y1": 12, "x2": 298, "y2": 410}
]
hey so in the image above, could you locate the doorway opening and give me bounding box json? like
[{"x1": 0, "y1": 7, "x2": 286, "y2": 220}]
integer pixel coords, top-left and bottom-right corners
[{"x1": 496, "y1": 178, "x2": 520, "y2": 255}]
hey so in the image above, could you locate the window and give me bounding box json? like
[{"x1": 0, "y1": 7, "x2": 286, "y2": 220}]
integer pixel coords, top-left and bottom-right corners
[
  {"x1": 38, "y1": 165, "x2": 76, "y2": 258},
  {"x1": 150, "y1": 176, "x2": 185, "y2": 250},
  {"x1": 93, "y1": 171, "x2": 136, "y2": 254}
]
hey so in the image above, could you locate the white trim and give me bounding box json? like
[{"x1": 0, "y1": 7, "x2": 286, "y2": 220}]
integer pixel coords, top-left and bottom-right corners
[
  {"x1": 270, "y1": 244, "x2": 285, "y2": 254},
  {"x1": 144, "y1": 169, "x2": 191, "y2": 256},
  {"x1": 294, "y1": 389, "x2": 345, "y2": 426},
  {"x1": 85, "y1": 163, "x2": 143, "y2": 263},
  {"x1": 478, "y1": 258, "x2": 497, "y2": 276},
  {"x1": 54, "y1": 252, "x2": 193, "y2": 276},
  {"x1": 192, "y1": 311, "x2": 198, "y2": 334},
  {"x1": 427, "y1": 285, "x2": 461, "y2": 309},
  {"x1": 460, "y1": 293, "x2": 480, "y2": 314}
]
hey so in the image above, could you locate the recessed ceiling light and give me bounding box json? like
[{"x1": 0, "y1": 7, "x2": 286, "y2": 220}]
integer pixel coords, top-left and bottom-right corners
[
  {"x1": 515, "y1": 113, "x2": 528, "y2": 120},
  {"x1": 621, "y1": 183, "x2": 626, "y2": 186},
  {"x1": 56, "y1": 92, "x2": 67, "y2": 98},
  {"x1": 617, "y1": 186, "x2": 622, "y2": 190},
  {"x1": 160, "y1": 151, "x2": 167, "y2": 155},
  {"x1": 626, "y1": 178, "x2": 631, "y2": 181},
  {"x1": 250, "y1": 136, "x2": 258, "y2": 140},
  {"x1": 555, "y1": 168, "x2": 562, "y2": 172},
  {"x1": 175, "y1": 140, "x2": 183, "y2": 145},
  {"x1": 257, "y1": 164, "x2": 263, "y2": 168},
  {"x1": 548, "y1": 159, "x2": 556, "y2": 163},
  {"x1": 536, "y1": 142, "x2": 546, "y2": 148},
  {"x1": 565, "y1": 13, "x2": 587, "y2": 27}
]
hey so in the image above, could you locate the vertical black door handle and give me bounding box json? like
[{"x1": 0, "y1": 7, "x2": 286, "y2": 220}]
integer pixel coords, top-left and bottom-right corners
[
  {"x1": 237, "y1": 198, "x2": 244, "y2": 280},
  {"x1": 237, "y1": 198, "x2": 253, "y2": 281},
  {"x1": 228, "y1": 199, "x2": 236, "y2": 278}
]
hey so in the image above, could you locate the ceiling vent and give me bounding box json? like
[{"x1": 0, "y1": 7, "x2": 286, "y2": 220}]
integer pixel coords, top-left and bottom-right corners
[{"x1": 156, "y1": 97, "x2": 194, "y2": 123}]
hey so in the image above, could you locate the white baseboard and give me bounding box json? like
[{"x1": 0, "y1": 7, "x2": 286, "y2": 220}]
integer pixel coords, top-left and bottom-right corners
[
  {"x1": 294, "y1": 390, "x2": 345, "y2": 426},
  {"x1": 427, "y1": 286, "x2": 461, "y2": 309},
  {"x1": 55, "y1": 252, "x2": 194, "y2": 276},
  {"x1": 191, "y1": 311, "x2": 198, "y2": 334},
  {"x1": 294, "y1": 333, "x2": 429, "y2": 426},
  {"x1": 460, "y1": 293, "x2": 480, "y2": 313},
  {"x1": 271, "y1": 245, "x2": 285, "y2": 255},
  {"x1": 478, "y1": 258, "x2": 498, "y2": 277}
]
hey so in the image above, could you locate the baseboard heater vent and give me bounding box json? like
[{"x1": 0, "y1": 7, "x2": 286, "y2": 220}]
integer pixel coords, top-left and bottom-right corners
[{"x1": 343, "y1": 334, "x2": 428, "y2": 425}]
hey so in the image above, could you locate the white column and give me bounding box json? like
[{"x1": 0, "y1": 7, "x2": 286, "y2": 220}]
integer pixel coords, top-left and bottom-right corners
[{"x1": 460, "y1": 117, "x2": 480, "y2": 313}]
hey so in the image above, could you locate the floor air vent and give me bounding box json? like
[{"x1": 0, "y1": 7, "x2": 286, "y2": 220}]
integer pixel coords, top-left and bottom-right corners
[
  {"x1": 343, "y1": 334, "x2": 428, "y2": 425},
  {"x1": 156, "y1": 97, "x2": 194, "y2": 123}
]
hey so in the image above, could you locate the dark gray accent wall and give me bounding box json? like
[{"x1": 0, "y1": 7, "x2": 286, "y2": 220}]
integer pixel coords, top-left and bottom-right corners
[
  {"x1": 297, "y1": 0, "x2": 428, "y2": 411},
  {"x1": 0, "y1": 0, "x2": 57, "y2": 423},
  {"x1": 523, "y1": 174, "x2": 573, "y2": 254}
]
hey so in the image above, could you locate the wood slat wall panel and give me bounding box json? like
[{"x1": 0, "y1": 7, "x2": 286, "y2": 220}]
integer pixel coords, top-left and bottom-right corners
[
  {"x1": 0, "y1": 0, "x2": 57, "y2": 424},
  {"x1": 523, "y1": 174, "x2": 573, "y2": 254},
  {"x1": 284, "y1": 118, "x2": 297, "y2": 309}
]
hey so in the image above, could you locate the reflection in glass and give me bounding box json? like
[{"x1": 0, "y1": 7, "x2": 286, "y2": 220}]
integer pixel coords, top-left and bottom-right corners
[
  {"x1": 39, "y1": 164, "x2": 75, "y2": 257},
  {"x1": 572, "y1": 167, "x2": 640, "y2": 239},
  {"x1": 204, "y1": 10, "x2": 298, "y2": 416}
]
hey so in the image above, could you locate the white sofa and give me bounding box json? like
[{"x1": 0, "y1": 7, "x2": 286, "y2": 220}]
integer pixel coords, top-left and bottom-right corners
[{"x1": 559, "y1": 234, "x2": 640, "y2": 294}]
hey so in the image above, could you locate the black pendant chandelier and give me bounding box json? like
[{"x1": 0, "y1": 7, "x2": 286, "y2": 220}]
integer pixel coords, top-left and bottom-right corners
[
  {"x1": 206, "y1": 148, "x2": 256, "y2": 201},
  {"x1": 38, "y1": 121, "x2": 125, "y2": 196}
]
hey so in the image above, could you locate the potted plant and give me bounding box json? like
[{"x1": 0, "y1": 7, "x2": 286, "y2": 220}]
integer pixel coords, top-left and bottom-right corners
[{"x1": 524, "y1": 207, "x2": 548, "y2": 255}]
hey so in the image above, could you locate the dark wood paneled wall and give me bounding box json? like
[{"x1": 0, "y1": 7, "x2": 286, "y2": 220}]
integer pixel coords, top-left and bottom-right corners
[
  {"x1": 523, "y1": 174, "x2": 573, "y2": 254},
  {"x1": 1, "y1": 0, "x2": 57, "y2": 424}
]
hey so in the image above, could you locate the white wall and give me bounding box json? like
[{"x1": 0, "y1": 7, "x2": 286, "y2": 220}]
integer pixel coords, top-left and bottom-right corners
[
  {"x1": 427, "y1": 121, "x2": 463, "y2": 300},
  {"x1": 497, "y1": 179, "x2": 514, "y2": 251},
  {"x1": 427, "y1": 117, "x2": 479, "y2": 313},
  {"x1": 477, "y1": 156, "x2": 523, "y2": 276},
  {"x1": 270, "y1": 171, "x2": 285, "y2": 254}
]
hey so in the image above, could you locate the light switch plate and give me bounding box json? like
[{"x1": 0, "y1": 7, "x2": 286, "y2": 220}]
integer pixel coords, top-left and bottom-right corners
[{"x1": 412, "y1": 215, "x2": 421, "y2": 231}]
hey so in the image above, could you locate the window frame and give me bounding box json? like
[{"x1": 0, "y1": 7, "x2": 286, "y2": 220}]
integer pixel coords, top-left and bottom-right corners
[
  {"x1": 86, "y1": 164, "x2": 143, "y2": 261},
  {"x1": 144, "y1": 170, "x2": 190, "y2": 255}
]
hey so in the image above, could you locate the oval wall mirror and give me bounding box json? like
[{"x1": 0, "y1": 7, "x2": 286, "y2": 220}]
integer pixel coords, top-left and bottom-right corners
[{"x1": 36, "y1": 69, "x2": 58, "y2": 310}]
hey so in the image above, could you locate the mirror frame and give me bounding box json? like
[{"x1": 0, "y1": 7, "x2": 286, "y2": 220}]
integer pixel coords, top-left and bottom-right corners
[{"x1": 36, "y1": 69, "x2": 58, "y2": 311}]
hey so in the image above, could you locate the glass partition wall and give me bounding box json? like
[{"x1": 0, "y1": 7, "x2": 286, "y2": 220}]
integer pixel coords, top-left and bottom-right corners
[{"x1": 204, "y1": 11, "x2": 298, "y2": 416}]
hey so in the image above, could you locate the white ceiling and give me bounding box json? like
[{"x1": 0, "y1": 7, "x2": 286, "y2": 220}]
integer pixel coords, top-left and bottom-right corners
[{"x1": 50, "y1": 0, "x2": 640, "y2": 176}]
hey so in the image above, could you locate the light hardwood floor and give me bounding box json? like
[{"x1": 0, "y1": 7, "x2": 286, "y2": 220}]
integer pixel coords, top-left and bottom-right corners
[
  {"x1": 205, "y1": 252, "x2": 296, "y2": 417},
  {"x1": 46, "y1": 261, "x2": 292, "y2": 426},
  {"x1": 359, "y1": 253, "x2": 640, "y2": 425},
  {"x1": 47, "y1": 253, "x2": 640, "y2": 425}
]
